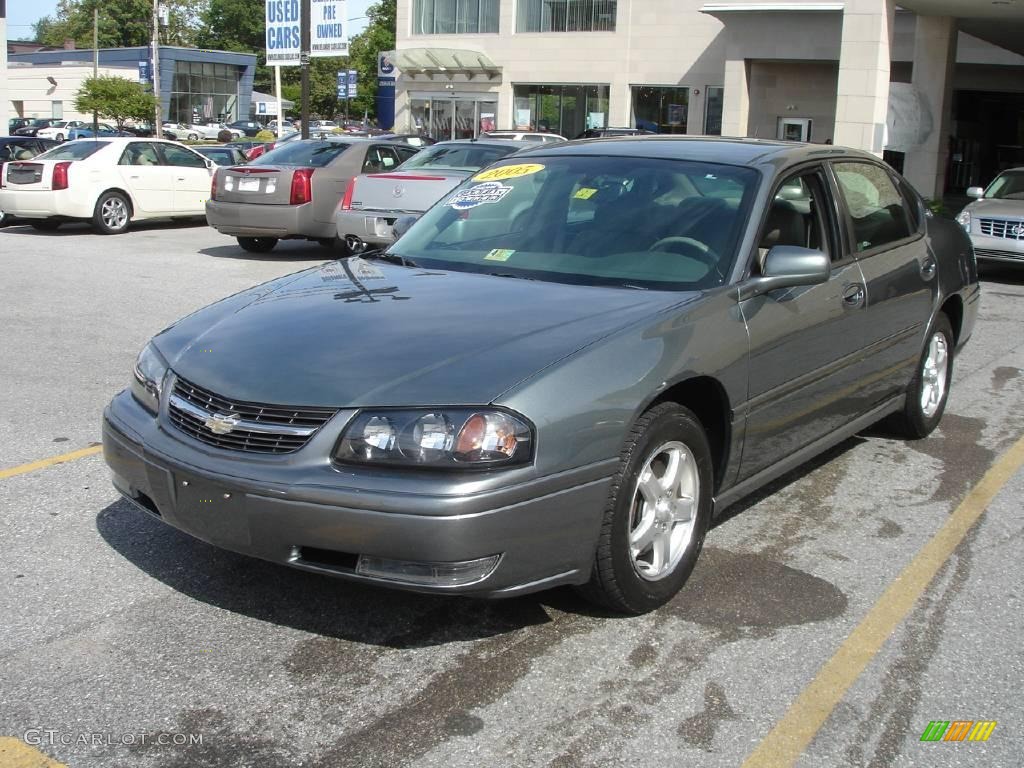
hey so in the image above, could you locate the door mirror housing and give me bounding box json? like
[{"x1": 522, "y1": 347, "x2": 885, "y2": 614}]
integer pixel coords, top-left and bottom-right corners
[
  {"x1": 392, "y1": 215, "x2": 418, "y2": 240},
  {"x1": 740, "y1": 246, "x2": 830, "y2": 300},
  {"x1": 966, "y1": 186, "x2": 984, "y2": 199}
]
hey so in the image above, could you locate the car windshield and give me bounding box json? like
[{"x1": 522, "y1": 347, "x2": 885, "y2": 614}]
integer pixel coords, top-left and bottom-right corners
[
  {"x1": 252, "y1": 141, "x2": 350, "y2": 167},
  {"x1": 35, "y1": 141, "x2": 110, "y2": 161},
  {"x1": 27, "y1": 119, "x2": 54, "y2": 128},
  {"x1": 984, "y1": 171, "x2": 1024, "y2": 200},
  {"x1": 389, "y1": 155, "x2": 759, "y2": 290},
  {"x1": 399, "y1": 143, "x2": 520, "y2": 172}
]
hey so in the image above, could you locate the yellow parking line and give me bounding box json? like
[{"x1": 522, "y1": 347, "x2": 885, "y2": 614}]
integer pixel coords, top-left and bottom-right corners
[
  {"x1": 0, "y1": 736, "x2": 67, "y2": 767},
  {"x1": 742, "y1": 433, "x2": 1024, "y2": 768},
  {"x1": 0, "y1": 445, "x2": 102, "y2": 481}
]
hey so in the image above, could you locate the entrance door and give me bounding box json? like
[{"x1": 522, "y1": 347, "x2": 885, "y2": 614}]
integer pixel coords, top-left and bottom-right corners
[
  {"x1": 778, "y1": 117, "x2": 813, "y2": 142},
  {"x1": 431, "y1": 99, "x2": 454, "y2": 140}
]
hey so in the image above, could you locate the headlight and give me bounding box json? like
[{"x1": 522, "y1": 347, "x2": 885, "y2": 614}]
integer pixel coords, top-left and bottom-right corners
[
  {"x1": 130, "y1": 343, "x2": 168, "y2": 414},
  {"x1": 335, "y1": 409, "x2": 533, "y2": 468},
  {"x1": 955, "y1": 209, "x2": 971, "y2": 232}
]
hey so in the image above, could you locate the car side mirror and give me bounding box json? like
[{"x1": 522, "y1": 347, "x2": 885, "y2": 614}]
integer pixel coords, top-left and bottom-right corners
[
  {"x1": 739, "y1": 246, "x2": 830, "y2": 300},
  {"x1": 966, "y1": 186, "x2": 984, "y2": 199},
  {"x1": 392, "y1": 215, "x2": 418, "y2": 240}
]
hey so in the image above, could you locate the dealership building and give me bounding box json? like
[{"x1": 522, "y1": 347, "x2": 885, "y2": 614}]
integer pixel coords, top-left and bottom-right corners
[{"x1": 390, "y1": 0, "x2": 1024, "y2": 196}]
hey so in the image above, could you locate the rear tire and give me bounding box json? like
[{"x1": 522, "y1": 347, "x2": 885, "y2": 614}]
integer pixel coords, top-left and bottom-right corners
[
  {"x1": 92, "y1": 192, "x2": 131, "y2": 234},
  {"x1": 890, "y1": 313, "x2": 954, "y2": 439},
  {"x1": 237, "y1": 236, "x2": 278, "y2": 253},
  {"x1": 578, "y1": 402, "x2": 714, "y2": 614},
  {"x1": 318, "y1": 236, "x2": 351, "y2": 255},
  {"x1": 31, "y1": 220, "x2": 61, "y2": 231},
  {"x1": 55, "y1": 133, "x2": 64, "y2": 142}
]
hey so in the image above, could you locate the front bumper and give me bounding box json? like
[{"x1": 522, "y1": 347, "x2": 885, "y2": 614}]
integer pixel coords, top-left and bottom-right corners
[
  {"x1": 205, "y1": 200, "x2": 335, "y2": 240},
  {"x1": 335, "y1": 210, "x2": 401, "y2": 246},
  {"x1": 102, "y1": 388, "x2": 610, "y2": 597},
  {"x1": 969, "y1": 231, "x2": 1024, "y2": 264}
]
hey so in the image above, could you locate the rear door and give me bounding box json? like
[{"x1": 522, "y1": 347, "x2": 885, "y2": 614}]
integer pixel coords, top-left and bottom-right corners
[
  {"x1": 116, "y1": 142, "x2": 174, "y2": 214},
  {"x1": 158, "y1": 143, "x2": 213, "y2": 214},
  {"x1": 829, "y1": 160, "x2": 935, "y2": 403}
]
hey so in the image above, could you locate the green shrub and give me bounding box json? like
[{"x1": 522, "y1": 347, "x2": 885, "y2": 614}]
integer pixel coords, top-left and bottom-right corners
[{"x1": 255, "y1": 130, "x2": 275, "y2": 141}]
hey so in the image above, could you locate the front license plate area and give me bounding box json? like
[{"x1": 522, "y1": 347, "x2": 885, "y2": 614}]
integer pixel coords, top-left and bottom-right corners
[{"x1": 173, "y1": 475, "x2": 250, "y2": 547}]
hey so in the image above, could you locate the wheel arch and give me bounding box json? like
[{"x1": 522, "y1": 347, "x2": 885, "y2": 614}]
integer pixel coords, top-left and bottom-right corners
[
  {"x1": 939, "y1": 293, "x2": 964, "y2": 345},
  {"x1": 96, "y1": 187, "x2": 136, "y2": 218},
  {"x1": 648, "y1": 375, "x2": 732, "y2": 493}
]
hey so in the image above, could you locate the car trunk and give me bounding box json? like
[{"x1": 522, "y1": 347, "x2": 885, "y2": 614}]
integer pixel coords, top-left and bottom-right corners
[
  {"x1": 4, "y1": 161, "x2": 55, "y2": 190},
  {"x1": 216, "y1": 166, "x2": 297, "y2": 206},
  {"x1": 348, "y1": 171, "x2": 470, "y2": 215}
]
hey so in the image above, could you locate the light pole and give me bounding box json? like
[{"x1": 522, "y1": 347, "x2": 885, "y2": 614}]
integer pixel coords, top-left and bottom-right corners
[
  {"x1": 152, "y1": 0, "x2": 162, "y2": 138},
  {"x1": 300, "y1": 0, "x2": 310, "y2": 139}
]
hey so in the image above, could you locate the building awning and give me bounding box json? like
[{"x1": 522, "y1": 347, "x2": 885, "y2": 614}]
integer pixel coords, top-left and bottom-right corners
[
  {"x1": 392, "y1": 48, "x2": 502, "y2": 80},
  {"x1": 252, "y1": 90, "x2": 294, "y2": 108}
]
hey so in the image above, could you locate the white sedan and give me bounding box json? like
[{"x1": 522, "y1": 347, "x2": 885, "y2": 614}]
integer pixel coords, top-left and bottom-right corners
[
  {"x1": 0, "y1": 137, "x2": 214, "y2": 234},
  {"x1": 183, "y1": 123, "x2": 242, "y2": 141},
  {"x1": 36, "y1": 121, "x2": 87, "y2": 142}
]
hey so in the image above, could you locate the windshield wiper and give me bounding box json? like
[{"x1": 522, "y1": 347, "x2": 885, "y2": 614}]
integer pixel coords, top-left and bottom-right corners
[
  {"x1": 356, "y1": 249, "x2": 419, "y2": 268},
  {"x1": 488, "y1": 272, "x2": 535, "y2": 281}
]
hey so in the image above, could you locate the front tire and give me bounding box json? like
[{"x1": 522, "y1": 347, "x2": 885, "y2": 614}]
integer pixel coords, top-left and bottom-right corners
[
  {"x1": 579, "y1": 402, "x2": 714, "y2": 614},
  {"x1": 55, "y1": 133, "x2": 64, "y2": 142},
  {"x1": 237, "y1": 236, "x2": 278, "y2": 253},
  {"x1": 92, "y1": 192, "x2": 131, "y2": 234},
  {"x1": 187, "y1": 133, "x2": 199, "y2": 141},
  {"x1": 892, "y1": 313, "x2": 954, "y2": 438}
]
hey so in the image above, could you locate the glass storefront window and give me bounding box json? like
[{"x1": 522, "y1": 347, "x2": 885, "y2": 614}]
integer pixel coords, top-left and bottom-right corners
[
  {"x1": 704, "y1": 86, "x2": 723, "y2": 136},
  {"x1": 168, "y1": 61, "x2": 242, "y2": 124},
  {"x1": 517, "y1": 0, "x2": 617, "y2": 32},
  {"x1": 512, "y1": 84, "x2": 610, "y2": 139},
  {"x1": 631, "y1": 85, "x2": 689, "y2": 134},
  {"x1": 413, "y1": 0, "x2": 500, "y2": 34}
]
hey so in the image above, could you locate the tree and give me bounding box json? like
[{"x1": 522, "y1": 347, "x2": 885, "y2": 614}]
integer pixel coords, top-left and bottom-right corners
[
  {"x1": 34, "y1": 0, "x2": 206, "y2": 49},
  {"x1": 75, "y1": 75, "x2": 159, "y2": 128}
]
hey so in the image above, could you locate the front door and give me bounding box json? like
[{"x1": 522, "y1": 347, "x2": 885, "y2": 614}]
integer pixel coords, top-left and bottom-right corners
[
  {"x1": 159, "y1": 143, "x2": 212, "y2": 215},
  {"x1": 738, "y1": 166, "x2": 871, "y2": 480}
]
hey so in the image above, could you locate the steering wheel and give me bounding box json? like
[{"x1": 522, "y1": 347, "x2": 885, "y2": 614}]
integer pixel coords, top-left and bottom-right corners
[{"x1": 649, "y1": 236, "x2": 720, "y2": 267}]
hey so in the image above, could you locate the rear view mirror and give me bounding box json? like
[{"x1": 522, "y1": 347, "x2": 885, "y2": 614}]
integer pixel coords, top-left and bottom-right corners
[
  {"x1": 966, "y1": 186, "x2": 984, "y2": 199},
  {"x1": 392, "y1": 215, "x2": 418, "y2": 240}
]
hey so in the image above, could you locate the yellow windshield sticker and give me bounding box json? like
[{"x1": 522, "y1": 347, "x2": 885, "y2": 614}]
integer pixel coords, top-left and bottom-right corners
[
  {"x1": 473, "y1": 163, "x2": 545, "y2": 182},
  {"x1": 573, "y1": 187, "x2": 598, "y2": 200},
  {"x1": 484, "y1": 249, "x2": 516, "y2": 262}
]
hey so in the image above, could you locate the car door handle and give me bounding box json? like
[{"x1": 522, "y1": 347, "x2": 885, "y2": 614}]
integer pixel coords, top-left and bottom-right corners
[
  {"x1": 842, "y1": 283, "x2": 865, "y2": 308},
  {"x1": 920, "y1": 257, "x2": 937, "y2": 280}
]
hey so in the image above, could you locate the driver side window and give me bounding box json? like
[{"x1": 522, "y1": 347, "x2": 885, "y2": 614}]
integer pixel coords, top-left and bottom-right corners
[{"x1": 757, "y1": 170, "x2": 830, "y2": 271}]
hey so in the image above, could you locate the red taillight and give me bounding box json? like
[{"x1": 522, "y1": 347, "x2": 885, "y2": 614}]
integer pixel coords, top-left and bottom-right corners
[
  {"x1": 339, "y1": 177, "x2": 356, "y2": 211},
  {"x1": 290, "y1": 167, "x2": 314, "y2": 205},
  {"x1": 210, "y1": 172, "x2": 217, "y2": 201},
  {"x1": 52, "y1": 161, "x2": 71, "y2": 191}
]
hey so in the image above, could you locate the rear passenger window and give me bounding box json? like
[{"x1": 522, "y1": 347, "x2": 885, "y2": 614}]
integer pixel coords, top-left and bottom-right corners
[{"x1": 834, "y1": 162, "x2": 912, "y2": 252}]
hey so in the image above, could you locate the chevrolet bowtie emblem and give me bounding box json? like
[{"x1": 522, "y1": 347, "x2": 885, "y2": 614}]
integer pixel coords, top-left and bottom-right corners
[{"x1": 205, "y1": 412, "x2": 241, "y2": 435}]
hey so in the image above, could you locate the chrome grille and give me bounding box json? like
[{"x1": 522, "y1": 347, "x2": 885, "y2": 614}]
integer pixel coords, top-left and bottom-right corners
[
  {"x1": 974, "y1": 247, "x2": 1024, "y2": 261},
  {"x1": 979, "y1": 218, "x2": 1024, "y2": 240},
  {"x1": 168, "y1": 376, "x2": 337, "y2": 454}
]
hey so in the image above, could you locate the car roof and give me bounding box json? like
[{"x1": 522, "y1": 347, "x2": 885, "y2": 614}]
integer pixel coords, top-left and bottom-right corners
[
  {"x1": 513, "y1": 135, "x2": 879, "y2": 167},
  {"x1": 430, "y1": 138, "x2": 537, "y2": 149}
]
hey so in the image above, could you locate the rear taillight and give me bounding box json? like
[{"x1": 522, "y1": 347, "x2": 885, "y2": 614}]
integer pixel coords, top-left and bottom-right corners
[
  {"x1": 52, "y1": 161, "x2": 71, "y2": 191},
  {"x1": 290, "y1": 167, "x2": 314, "y2": 205},
  {"x1": 339, "y1": 177, "x2": 356, "y2": 211},
  {"x1": 210, "y1": 173, "x2": 217, "y2": 201}
]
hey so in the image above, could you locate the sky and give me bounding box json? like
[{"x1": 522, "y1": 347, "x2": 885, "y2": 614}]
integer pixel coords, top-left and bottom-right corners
[{"x1": 6, "y1": 1, "x2": 374, "y2": 42}]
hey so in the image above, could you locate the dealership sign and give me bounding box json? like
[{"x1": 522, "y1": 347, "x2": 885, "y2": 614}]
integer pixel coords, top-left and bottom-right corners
[{"x1": 266, "y1": 0, "x2": 348, "y2": 66}]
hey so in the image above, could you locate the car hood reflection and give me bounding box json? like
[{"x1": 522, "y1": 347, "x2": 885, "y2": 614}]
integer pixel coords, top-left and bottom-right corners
[{"x1": 159, "y1": 258, "x2": 693, "y2": 407}]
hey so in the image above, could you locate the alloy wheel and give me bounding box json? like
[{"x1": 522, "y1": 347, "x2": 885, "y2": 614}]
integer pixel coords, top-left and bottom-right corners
[{"x1": 920, "y1": 331, "x2": 949, "y2": 418}]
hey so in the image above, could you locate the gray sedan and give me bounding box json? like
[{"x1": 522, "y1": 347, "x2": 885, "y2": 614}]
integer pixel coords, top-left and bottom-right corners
[
  {"x1": 956, "y1": 167, "x2": 1024, "y2": 265},
  {"x1": 205, "y1": 138, "x2": 419, "y2": 253},
  {"x1": 103, "y1": 138, "x2": 979, "y2": 614}
]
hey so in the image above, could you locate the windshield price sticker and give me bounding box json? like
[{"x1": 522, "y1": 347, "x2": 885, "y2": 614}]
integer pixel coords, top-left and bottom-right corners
[
  {"x1": 473, "y1": 164, "x2": 545, "y2": 182},
  {"x1": 573, "y1": 187, "x2": 598, "y2": 200},
  {"x1": 449, "y1": 182, "x2": 514, "y2": 210},
  {"x1": 484, "y1": 249, "x2": 516, "y2": 262}
]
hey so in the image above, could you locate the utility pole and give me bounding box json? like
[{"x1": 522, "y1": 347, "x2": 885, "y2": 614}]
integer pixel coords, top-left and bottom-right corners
[
  {"x1": 300, "y1": 0, "x2": 310, "y2": 139},
  {"x1": 152, "y1": 0, "x2": 162, "y2": 138},
  {"x1": 92, "y1": 9, "x2": 99, "y2": 134}
]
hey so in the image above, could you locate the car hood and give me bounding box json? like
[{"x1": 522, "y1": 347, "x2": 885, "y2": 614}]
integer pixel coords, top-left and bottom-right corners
[
  {"x1": 964, "y1": 198, "x2": 1024, "y2": 218},
  {"x1": 154, "y1": 258, "x2": 691, "y2": 408}
]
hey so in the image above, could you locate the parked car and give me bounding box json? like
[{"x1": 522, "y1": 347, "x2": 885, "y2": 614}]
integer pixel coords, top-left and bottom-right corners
[
  {"x1": 36, "y1": 120, "x2": 87, "y2": 142},
  {"x1": 335, "y1": 138, "x2": 531, "y2": 250},
  {"x1": 193, "y1": 145, "x2": 249, "y2": 166},
  {"x1": 68, "y1": 123, "x2": 134, "y2": 139},
  {"x1": 482, "y1": 131, "x2": 568, "y2": 143},
  {"x1": 103, "y1": 137, "x2": 979, "y2": 613},
  {"x1": 0, "y1": 137, "x2": 213, "y2": 234},
  {"x1": 8, "y1": 117, "x2": 32, "y2": 134},
  {"x1": 14, "y1": 119, "x2": 62, "y2": 137},
  {"x1": 225, "y1": 120, "x2": 264, "y2": 137},
  {"x1": 242, "y1": 130, "x2": 304, "y2": 161},
  {"x1": 574, "y1": 127, "x2": 657, "y2": 139},
  {"x1": 0, "y1": 137, "x2": 59, "y2": 226},
  {"x1": 206, "y1": 138, "x2": 422, "y2": 253},
  {"x1": 956, "y1": 167, "x2": 1024, "y2": 266},
  {"x1": 377, "y1": 134, "x2": 436, "y2": 147},
  {"x1": 181, "y1": 122, "x2": 242, "y2": 141}
]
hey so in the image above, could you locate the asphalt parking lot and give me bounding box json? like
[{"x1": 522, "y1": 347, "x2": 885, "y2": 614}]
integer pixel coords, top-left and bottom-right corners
[{"x1": 1, "y1": 220, "x2": 1022, "y2": 768}]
